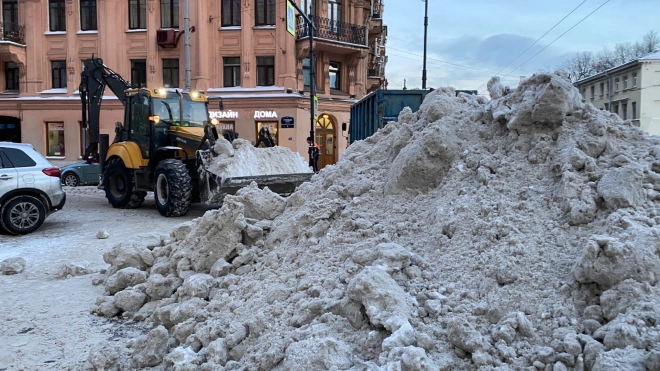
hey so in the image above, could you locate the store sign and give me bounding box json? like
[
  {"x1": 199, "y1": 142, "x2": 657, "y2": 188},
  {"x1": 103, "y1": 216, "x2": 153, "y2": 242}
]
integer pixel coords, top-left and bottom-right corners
[
  {"x1": 209, "y1": 110, "x2": 239, "y2": 119},
  {"x1": 281, "y1": 116, "x2": 294, "y2": 128},
  {"x1": 219, "y1": 123, "x2": 235, "y2": 131},
  {"x1": 254, "y1": 110, "x2": 278, "y2": 119}
]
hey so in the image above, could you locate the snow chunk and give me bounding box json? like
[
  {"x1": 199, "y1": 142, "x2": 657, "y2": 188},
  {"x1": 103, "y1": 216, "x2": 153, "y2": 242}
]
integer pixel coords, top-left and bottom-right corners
[
  {"x1": 1, "y1": 257, "x2": 26, "y2": 274},
  {"x1": 347, "y1": 267, "x2": 412, "y2": 332}
]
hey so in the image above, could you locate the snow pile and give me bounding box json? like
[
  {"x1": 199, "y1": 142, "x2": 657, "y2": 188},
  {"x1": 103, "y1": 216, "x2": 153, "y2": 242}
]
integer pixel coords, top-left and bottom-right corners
[
  {"x1": 207, "y1": 138, "x2": 312, "y2": 178},
  {"x1": 89, "y1": 72, "x2": 660, "y2": 370}
]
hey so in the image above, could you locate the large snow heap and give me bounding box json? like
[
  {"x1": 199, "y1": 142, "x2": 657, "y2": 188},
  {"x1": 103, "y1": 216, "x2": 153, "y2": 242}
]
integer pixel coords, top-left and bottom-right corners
[{"x1": 89, "y1": 72, "x2": 660, "y2": 371}]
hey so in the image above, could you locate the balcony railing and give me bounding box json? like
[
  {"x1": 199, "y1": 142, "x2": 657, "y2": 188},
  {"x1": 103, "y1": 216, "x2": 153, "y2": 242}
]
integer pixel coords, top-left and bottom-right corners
[
  {"x1": 297, "y1": 16, "x2": 367, "y2": 47},
  {"x1": 368, "y1": 69, "x2": 380, "y2": 77},
  {"x1": 1, "y1": 21, "x2": 25, "y2": 45}
]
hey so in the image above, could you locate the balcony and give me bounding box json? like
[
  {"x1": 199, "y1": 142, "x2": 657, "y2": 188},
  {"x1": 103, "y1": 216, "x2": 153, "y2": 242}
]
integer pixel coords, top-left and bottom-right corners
[
  {"x1": 0, "y1": 22, "x2": 25, "y2": 45},
  {"x1": 297, "y1": 16, "x2": 367, "y2": 47}
]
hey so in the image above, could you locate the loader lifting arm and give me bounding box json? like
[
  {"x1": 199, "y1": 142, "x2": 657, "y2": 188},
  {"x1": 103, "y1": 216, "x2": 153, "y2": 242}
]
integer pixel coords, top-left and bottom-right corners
[{"x1": 79, "y1": 58, "x2": 132, "y2": 159}]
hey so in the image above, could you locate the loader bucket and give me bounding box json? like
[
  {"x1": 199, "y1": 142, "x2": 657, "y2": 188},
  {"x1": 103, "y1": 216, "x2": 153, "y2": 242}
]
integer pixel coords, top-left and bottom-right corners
[{"x1": 196, "y1": 148, "x2": 313, "y2": 204}]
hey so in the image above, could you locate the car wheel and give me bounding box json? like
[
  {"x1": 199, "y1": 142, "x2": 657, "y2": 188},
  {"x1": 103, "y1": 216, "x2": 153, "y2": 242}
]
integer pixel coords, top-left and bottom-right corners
[
  {"x1": 1, "y1": 195, "x2": 46, "y2": 235},
  {"x1": 154, "y1": 159, "x2": 192, "y2": 217},
  {"x1": 103, "y1": 158, "x2": 145, "y2": 209},
  {"x1": 62, "y1": 173, "x2": 80, "y2": 187}
]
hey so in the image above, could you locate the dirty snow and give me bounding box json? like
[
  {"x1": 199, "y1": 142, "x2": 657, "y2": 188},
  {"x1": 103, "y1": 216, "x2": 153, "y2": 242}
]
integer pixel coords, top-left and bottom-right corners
[
  {"x1": 86, "y1": 72, "x2": 660, "y2": 370},
  {"x1": 208, "y1": 138, "x2": 312, "y2": 178}
]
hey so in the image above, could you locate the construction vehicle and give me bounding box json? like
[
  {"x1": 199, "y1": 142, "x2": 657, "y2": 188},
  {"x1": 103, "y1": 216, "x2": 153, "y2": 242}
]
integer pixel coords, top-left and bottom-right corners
[{"x1": 79, "y1": 58, "x2": 312, "y2": 217}]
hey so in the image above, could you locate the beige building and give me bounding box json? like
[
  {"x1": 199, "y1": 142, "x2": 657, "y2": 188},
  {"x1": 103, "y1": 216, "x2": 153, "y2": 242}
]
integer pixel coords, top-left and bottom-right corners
[
  {"x1": 576, "y1": 50, "x2": 660, "y2": 134},
  {"x1": 0, "y1": 0, "x2": 386, "y2": 170}
]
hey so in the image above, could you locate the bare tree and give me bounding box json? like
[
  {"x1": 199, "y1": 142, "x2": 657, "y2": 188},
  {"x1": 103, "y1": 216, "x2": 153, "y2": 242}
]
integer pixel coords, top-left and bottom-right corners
[
  {"x1": 642, "y1": 30, "x2": 659, "y2": 52},
  {"x1": 557, "y1": 29, "x2": 658, "y2": 82}
]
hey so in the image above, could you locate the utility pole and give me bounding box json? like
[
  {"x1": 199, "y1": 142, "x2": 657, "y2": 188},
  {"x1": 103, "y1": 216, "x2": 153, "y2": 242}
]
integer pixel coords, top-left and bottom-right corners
[
  {"x1": 184, "y1": 0, "x2": 191, "y2": 90},
  {"x1": 422, "y1": 0, "x2": 428, "y2": 89},
  {"x1": 288, "y1": 1, "x2": 317, "y2": 169}
]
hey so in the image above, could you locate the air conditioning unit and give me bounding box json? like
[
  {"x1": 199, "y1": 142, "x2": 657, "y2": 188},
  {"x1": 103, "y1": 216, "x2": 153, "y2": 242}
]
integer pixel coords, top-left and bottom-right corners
[{"x1": 156, "y1": 29, "x2": 178, "y2": 48}]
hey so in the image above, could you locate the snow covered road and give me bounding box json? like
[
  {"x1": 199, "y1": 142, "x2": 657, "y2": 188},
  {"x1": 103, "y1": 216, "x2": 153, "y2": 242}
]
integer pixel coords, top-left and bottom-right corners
[{"x1": 0, "y1": 187, "x2": 213, "y2": 370}]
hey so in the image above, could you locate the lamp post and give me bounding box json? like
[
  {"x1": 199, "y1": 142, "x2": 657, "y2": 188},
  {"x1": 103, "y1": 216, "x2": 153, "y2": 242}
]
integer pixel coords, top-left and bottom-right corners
[
  {"x1": 184, "y1": 0, "x2": 191, "y2": 91},
  {"x1": 422, "y1": 0, "x2": 428, "y2": 89},
  {"x1": 288, "y1": 1, "x2": 317, "y2": 169}
]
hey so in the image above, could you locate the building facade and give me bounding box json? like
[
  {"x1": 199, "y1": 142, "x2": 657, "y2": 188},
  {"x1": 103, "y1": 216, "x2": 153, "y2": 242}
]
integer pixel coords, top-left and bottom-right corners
[
  {"x1": 0, "y1": 0, "x2": 387, "y2": 170},
  {"x1": 576, "y1": 51, "x2": 660, "y2": 134}
]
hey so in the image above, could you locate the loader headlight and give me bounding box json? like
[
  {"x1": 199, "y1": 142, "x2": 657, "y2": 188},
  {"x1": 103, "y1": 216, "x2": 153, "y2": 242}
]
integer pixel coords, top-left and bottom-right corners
[
  {"x1": 191, "y1": 91, "x2": 200, "y2": 98},
  {"x1": 210, "y1": 118, "x2": 219, "y2": 125},
  {"x1": 149, "y1": 115, "x2": 161, "y2": 123}
]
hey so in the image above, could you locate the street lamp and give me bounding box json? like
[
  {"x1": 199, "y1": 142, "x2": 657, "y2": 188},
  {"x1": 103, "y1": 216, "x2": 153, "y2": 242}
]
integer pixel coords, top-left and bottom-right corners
[{"x1": 421, "y1": 0, "x2": 428, "y2": 89}]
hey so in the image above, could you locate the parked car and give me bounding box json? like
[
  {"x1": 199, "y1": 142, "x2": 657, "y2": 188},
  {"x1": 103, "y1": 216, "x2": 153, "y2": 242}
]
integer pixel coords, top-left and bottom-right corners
[
  {"x1": 60, "y1": 159, "x2": 100, "y2": 187},
  {"x1": 0, "y1": 142, "x2": 66, "y2": 235}
]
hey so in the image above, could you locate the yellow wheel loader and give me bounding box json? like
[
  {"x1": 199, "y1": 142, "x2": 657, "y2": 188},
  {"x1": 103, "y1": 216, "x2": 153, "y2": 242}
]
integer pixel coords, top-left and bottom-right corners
[{"x1": 79, "y1": 58, "x2": 312, "y2": 217}]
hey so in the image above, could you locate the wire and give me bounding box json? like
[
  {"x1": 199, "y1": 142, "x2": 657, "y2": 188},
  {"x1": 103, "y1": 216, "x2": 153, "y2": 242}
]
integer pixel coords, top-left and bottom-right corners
[
  {"x1": 502, "y1": 0, "x2": 611, "y2": 80},
  {"x1": 388, "y1": 47, "x2": 496, "y2": 73},
  {"x1": 497, "y1": 2, "x2": 586, "y2": 78}
]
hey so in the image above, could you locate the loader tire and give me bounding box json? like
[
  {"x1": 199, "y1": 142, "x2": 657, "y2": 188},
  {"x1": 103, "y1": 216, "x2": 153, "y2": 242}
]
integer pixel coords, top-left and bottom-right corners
[
  {"x1": 154, "y1": 159, "x2": 192, "y2": 217},
  {"x1": 104, "y1": 158, "x2": 145, "y2": 209}
]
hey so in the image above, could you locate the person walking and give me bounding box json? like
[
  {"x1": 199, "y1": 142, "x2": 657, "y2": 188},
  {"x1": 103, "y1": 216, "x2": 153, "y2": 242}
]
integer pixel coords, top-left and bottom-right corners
[{"x1": 307, "y1": 137, "x2": 321, "y2": 173}]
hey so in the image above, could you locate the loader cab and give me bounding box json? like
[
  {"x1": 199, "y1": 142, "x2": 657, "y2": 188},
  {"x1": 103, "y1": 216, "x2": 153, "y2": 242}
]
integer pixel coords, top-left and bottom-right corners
[{"x1": 121, "y1": 89, "x2": 210, "y2": 160}]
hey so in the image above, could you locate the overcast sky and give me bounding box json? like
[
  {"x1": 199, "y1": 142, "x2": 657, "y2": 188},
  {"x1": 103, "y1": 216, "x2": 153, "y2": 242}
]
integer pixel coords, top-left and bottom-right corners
[{"x1": 383, "y1": 0, "x2": 659, "y2": 94}]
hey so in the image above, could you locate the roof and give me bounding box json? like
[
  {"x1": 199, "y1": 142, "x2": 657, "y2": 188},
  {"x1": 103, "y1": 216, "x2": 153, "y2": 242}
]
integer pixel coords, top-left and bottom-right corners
[
  {"x1": 575, "y1": 49, "x2": 660, "y2": 85},
  {"x1": 639, "y1": 50, "x2": 660, "y2": 60}
]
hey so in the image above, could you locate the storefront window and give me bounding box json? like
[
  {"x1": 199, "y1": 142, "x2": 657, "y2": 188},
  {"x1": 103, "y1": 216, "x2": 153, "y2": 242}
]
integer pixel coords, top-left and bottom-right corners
[
  {"x1": 218, "y1": 122, "x2": 235, "y2": 131},
  {"x1": 47, "y1": 122, "x2": 65, "y2": 156},
  {"x1": 256, "y1": 121, "x2": 277, "y2": 147}
]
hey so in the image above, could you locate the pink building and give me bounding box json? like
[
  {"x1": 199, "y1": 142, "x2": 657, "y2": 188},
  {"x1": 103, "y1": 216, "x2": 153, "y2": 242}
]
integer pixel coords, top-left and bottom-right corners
[{"x1": 0, "y1": 0, "x2": 386, "y2": 169}]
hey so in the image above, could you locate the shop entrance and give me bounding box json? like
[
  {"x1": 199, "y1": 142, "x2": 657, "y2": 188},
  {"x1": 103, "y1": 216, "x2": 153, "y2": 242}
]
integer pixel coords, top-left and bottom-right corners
[
  {"x1": 315, "y1": 114, "x2": 336, "y2": 169},
  {"x1": 0, "y1": 116, "x2": 20, "y2": 142}
]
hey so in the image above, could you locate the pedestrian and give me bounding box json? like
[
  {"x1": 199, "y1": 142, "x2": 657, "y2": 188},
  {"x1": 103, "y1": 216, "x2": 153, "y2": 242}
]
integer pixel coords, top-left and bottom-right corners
[
  {"x1": 307, "y1": 137, "x2": 321, "y2": 173},
  {"x1": 255, "y1": 126, "x2": 275, "y2": 147}
]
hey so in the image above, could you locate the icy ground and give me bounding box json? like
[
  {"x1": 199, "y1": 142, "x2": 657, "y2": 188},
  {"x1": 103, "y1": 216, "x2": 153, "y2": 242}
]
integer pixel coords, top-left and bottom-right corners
[{"x1": 0, "y1": 188, "x2": 213, "y2": 370}]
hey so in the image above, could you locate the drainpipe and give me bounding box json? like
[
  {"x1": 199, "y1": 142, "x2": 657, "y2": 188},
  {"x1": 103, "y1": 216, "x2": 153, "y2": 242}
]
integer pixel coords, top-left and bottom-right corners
[
  {"x1": 363, "y1": 0, "x2": 373, "y2": 85},
  {"x1": 606, "y1": 73, "x2": 611, "y2": 112},
  {"x1": 184, "y1": 0, "x2": 191, "y2": 91}
]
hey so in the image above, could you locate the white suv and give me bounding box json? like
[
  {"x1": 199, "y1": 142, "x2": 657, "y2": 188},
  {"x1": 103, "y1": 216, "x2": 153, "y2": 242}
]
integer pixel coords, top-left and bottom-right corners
[{"x1": 0, "y1": 142, "x2": 66, "y2": 235}]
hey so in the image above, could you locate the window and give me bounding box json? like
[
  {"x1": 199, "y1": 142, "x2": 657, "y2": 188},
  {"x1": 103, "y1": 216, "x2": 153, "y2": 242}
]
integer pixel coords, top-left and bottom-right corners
[
  {"x1": 256, "y1": 121, "x2": 278, "y2": 147},
  {"x1": 223, "y1": 57, "x2": 241, "y2": 87},
  {"x1": 615, "y1": 78, "x2": 619, "y2": 92},
  {"x1": 632, "y1": 73, "x2": 637, "y2": 88},
  {"x1": 329, "y1": 62, "x2": 340, "y2": 90},
  {"x1": 160, "y1": 0, "x2": 179, "y2": 28},
  {"x1": 3, "y1": 0, "x2": 18, "y2": 24},
  {"x1": 302, "y1": 58, "x2": 311, "y2": 87},
  {"x1": 221, "y1": 0, "x2": 240, "y2": 27},
  {"x1": 599, "y1": 83, "x2": 604, "y2": 96},
  {"x1": 256, "y1": 56, "x2": 274, "y2": 86},
  {"x1": 131, "y1": 60, "x2": 147, "y2": 88},
  {"x1": 582, "y1": 88, "x2": 586, "y2": 97},
  {"x1": 613, "y1": 104, "x2": 619, "y2": 115},
  {"x1": 80, "y1": 0, "x2": 97, "y2": 31},
  {"x1": 329, "y1": 0, "x2": 342, "y2": 31},
  {"x1": 622, "y1": 103, "x2": 627, "y2": 120},
  {"x1": 129, "y1": 0, "x2": 147, "y2": 29},
  {"x1": 3, "y1": 147, "x2": 36, "y2": 167},
  {"x1": 590, "y1": 86, "x2": 594, "y2": 99},
  {"x1": 302, "y1": 0, "x2": 315, "y2": 16},
  {"x1": 49, "y1": 0, "x2": 66, "y2": 31},
  {"x1": 632, "y1": 102, "x2": 637, "y2": 120},
  {"x1": 623, "y1": 75, "x2": 628, "y2": 90},
  {"x1": 51, "y1": 60, "x2": 67, "y2": 88},
  {"x1": 5, "y1": 61, "x2": 19, "y2": 91},
  {"x1": 47, "y1": 122, "x2": 65, "y2": 156},
  {"x1": 162, "y1": 59, "x2": 179, "y2": 88},
  {"x1": 604, "y1": 103, "x2": 609, "y2": 111},
  {"x1": 255, "y1": 0, "x2": 275, "y2": 26}
]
